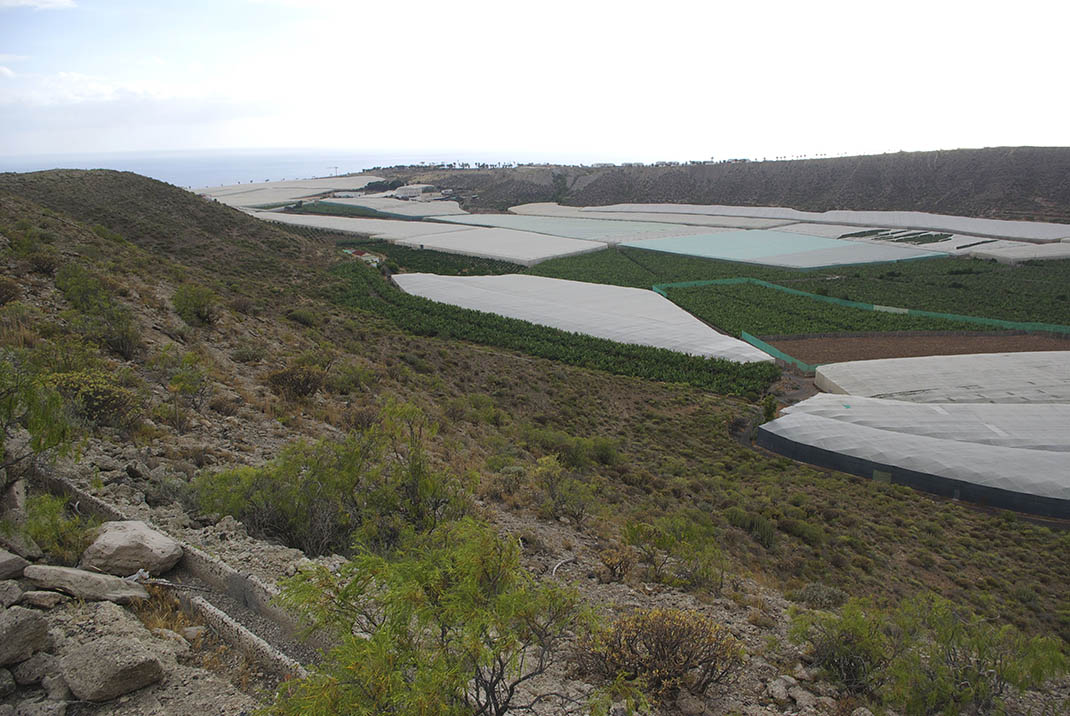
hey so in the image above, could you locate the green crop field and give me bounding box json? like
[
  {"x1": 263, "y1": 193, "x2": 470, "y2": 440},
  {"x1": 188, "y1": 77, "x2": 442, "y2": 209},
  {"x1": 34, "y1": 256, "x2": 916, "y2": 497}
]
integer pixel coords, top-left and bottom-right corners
[
  {"x1": 666, "y1": 282, "x2": 1009, "y2": 337},
  {"x1": 528, "y1": 247, "x2": 1070, "y2": 325}
]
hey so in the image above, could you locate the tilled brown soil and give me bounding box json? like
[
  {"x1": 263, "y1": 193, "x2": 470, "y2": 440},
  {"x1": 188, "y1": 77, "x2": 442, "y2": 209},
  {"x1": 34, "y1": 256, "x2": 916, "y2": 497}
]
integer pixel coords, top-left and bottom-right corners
[{"x1": 770, "y1": 332, "x2": 1070, "y2": 364}]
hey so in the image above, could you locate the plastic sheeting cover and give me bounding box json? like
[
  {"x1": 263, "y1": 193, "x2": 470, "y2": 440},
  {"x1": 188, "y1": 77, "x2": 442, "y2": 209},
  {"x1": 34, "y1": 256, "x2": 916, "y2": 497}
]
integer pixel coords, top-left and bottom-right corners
[
  {"x1": 428, "y1": 214, "x2": 715, "y2": 244},
  {"x1": 253, "y1": 212, "x2": 471, "y2": 240},
  {"x1": 622, "y1": 230, "x2": 945, "y2": 268},
  {"x1": 321, "y1": 197, "x2": 466, "y2": 216},
  {"x1": 197, "y1": 176, "x2": 384, "y2": 207},
  {"x1": 816, "y1": 351, "x2": 1070, "y2": 403},
  {"x1": 760, "y1": 397, "x2": 1070, "y2": 502},
  {"x1": 393, "y1": 228, "x2": 607, "y2": 266},
  {"x1": 584, "y1": 204, "x2": 1070, "y2": 242},
  {"x1": 392, "y1": 273, "x2": 773, "y2": 363},
  {"x1": 510, "y1": 203, "x2": 788, "y2": 229}
]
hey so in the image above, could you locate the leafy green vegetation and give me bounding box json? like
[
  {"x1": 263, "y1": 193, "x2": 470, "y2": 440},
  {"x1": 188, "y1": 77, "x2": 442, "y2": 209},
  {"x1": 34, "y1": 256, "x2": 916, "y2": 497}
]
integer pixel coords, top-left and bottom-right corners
[
  {"x1": 666, "y1": 282, "x2": 998, "y2": 336},
  {"x1": 19, "y1": 494, "x2": 99, "y2": 565},
  {"x1": 791, "y1": 594, "x2": 1068, "y2": 712},
  {"x1": 269, "y1": 518, "x2": 587, "y2": 716},
  {"x1": 529, "y1": 247, "x2": 1070, "y2": 325},
  {"x1": 55, "y1": 263, "x2": 142, "y2": 359},
  {"x1": 172, "y1": 282, "x2": 218, "y2": 326},
  {"x1": 331, "y1": 261, "x2": 780, "y2": 398}
]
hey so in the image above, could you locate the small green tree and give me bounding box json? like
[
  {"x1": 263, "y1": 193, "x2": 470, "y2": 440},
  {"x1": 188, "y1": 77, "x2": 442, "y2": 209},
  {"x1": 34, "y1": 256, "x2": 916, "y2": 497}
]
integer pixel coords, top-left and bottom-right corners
[
  {"x1": 172, "y1": 283, "x2": 218, "y2": 326},
  {"x1": 268, "y1": 519, "x2": 588, "y2": 716},
  {"x1": 0, "y1": 350, "x2": 75, "y2": 483}
]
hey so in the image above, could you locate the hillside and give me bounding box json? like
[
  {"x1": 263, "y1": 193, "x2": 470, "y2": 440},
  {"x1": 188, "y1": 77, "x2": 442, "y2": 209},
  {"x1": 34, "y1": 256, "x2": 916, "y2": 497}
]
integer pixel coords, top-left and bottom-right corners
[
  {"x1": 0, "y1": 170, "x2": 1066, "y2": 715},
  {"x1": 384, "y1": 146, "x2": 1070, "y2": 221}
]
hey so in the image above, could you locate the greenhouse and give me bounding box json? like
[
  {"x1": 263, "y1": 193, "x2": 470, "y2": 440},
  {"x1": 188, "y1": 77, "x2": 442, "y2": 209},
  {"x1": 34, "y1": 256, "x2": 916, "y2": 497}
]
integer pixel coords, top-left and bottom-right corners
[
  {"x1": 622, "y1": 230, "x2": 946, "y2": 268},
  {"x1": 197, "y1": 176, "x2": 384, "y2": 208},
  {"x1": 428, "y1": 213, "x2": 712, "y2": 244},
  {"x1": 816, "y1": 351, "x2": 1070, "y2": 403},
  {"x1": 393, "y1": 273, "x2": 773, "y2": 363},
  {"x1": 758, "y1": 394, "x2": 1070, "y2": 518},
  {"x1": 393, "y1": 228, "x2": 606, "y2": 266}
]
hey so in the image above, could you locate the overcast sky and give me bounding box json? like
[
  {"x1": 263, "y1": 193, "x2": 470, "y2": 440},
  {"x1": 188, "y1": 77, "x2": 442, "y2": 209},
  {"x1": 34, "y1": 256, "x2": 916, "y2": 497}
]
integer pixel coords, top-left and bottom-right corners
[{"x1": 1, "y1": 0, "x2": 1067, "y2": 163}]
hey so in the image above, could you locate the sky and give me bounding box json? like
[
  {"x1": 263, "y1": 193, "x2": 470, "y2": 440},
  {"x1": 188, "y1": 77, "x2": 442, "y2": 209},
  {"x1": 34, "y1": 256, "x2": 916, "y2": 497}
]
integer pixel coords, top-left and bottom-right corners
[{"x1": 1, "y1": 0, "x2": 1068, "y2": 163}]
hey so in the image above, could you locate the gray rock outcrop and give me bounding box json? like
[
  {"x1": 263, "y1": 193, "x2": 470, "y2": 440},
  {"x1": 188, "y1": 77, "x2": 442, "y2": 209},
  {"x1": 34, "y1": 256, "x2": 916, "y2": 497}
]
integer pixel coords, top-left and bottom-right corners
[
  {"x1": 79, "y1": 520, "x2": 183, "y2": 576},
  {"x1": 59, "y1": 635, "x2": 163, "y2": 701},
  {"x1": 22, "y1": 565, "x2": 148, "y2": 604},
  {"x1": 0, "y1": 607, "x2": 48, "y2": 665},
  {"x1": 0, "y1": 549, "x2": 28, "y2": 579}
]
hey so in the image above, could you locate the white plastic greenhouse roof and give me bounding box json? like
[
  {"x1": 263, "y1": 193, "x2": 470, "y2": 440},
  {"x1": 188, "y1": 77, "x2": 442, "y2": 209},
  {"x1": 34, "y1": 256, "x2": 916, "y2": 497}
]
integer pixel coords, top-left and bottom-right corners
[
  {"x1": 583, "y1": 204, "x2": 1070, "y2": 243},
  {"x1": 392, "y1": 273, "x2": 773, "y2": 363},
  {"x1": 816, "y1": 352, "x2": 1070, "y2": 403},
  {"x1": 321, "y1": 197, "x2": 467, "y2": 217},
  {"x1": 197, "y1": 176, "x2": 384, "y2": 208},
  {"x1": 393, "y1": 228, "x2": 606, "y2": 266},
  {"x1": 253, "y1": 211, "x2": 471, "y2": 240},
  {"x1": 622, "y1": 230, "x2": 945, "y2": 268},
  {"x1": 760, "y1": 395, "x2": 1070, "y2": 502},
  {"x1": 429, "y1": 214, "x2": 711, "y2": 244},
  {"x1": 510, "y1": 203, "x2": 788, "y2": 229}
]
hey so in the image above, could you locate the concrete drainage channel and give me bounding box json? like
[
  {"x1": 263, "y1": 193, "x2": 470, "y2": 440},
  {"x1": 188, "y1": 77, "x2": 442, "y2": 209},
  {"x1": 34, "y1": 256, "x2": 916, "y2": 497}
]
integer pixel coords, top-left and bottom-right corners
[{"x1": 36, "y1": 471, "x2": 317, "y2": 681}]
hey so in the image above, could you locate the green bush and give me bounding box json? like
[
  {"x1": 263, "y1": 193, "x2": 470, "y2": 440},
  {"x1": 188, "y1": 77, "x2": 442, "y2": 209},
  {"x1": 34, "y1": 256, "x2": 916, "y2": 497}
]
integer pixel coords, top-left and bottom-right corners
[
  {"x1": 193, "y1": 403, "x2": 469, "y2": 555},
  {"x1": 47, "y1": 370, "x2": 140, "y2": 428},
  {"x1": 22, "y1": 494, "x2": 98, "y2": 565},
  {"x1": 54, "y1": 264, "x2": 140, "y2": 359},
  {"x1": 285, "y1": 307, "x2": 319, "y2": 327},
  {"x1": 789, "y1": 598, "x2": 893, "y2": 694},
  {"x1": 0, "y1": 277, "x2": 20, "y2": 306},
  {"x1": 229, "y1": 342, "x2": 266, "y2": 364},
  {"x1": 172, "y1": 283, "x2": 218, "y2": 326},
  {"x1": 269, "y1": 519, "x2": 586, "y2": 716},
  {"x1": 578, "y1": 608, "x2": 744, "y2": 701},
  {"x1": 266, "y1": 362, "x2": 325, "y2": 400},
  {"x1": 788, "y1": 583, "x2": 848, "y2": 609}
]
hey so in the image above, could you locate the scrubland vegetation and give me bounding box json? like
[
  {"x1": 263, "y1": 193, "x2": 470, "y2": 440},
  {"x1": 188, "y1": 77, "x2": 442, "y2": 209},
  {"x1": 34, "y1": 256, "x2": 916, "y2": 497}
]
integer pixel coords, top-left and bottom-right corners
[{"x1": 0, "y1": 170, "x2": 1066, "y2": 713}]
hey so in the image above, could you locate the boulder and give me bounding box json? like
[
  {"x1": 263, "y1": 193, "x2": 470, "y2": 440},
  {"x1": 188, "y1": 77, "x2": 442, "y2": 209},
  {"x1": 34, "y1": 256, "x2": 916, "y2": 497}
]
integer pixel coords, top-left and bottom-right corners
[
  {"x1": 18, "y1": 591, "x2": 67, "y2": 610},
  {"x1": 42, "y1": 673, "x2": 72, "y2": 702},
  {"x1": 0, "y1": 531, "x2": 41, "y2": 561},
  {"x1": 0, "y1": 580, "x2": 22, "y2": 607},
  {"x1": 12, "y1": 700, "x2": 66, "y2": 716},
  {"x1": 0, "y1": 548, "x2": 28, "y2": 579},
  {"x1": 675, "y1": 692, "x2": 706, "y2": 716},
  {"x1": 79, "y1": 521, "x2": 182, "y2": 576},
  {"x1": 11, "y1": 652, "x2": 57, "y2": 686},
  {"x1": 789, "y1": 685, "x2": 817, "y2": 709},
  {"x1": 0, "y1": 607, "x2": 48, "y2": 665},
  {"x1": 180, "y1": 625, "x2": 206, "y2": 643},
  {"x1": 0, "y1": 668, "x2": 13, "y2": 698},
  {"x1": 22, "y1": 565, "x2": 148, "y2": 604},
  {"x1": 59, "y1": 635, "x2": 163, "y2": 701}
]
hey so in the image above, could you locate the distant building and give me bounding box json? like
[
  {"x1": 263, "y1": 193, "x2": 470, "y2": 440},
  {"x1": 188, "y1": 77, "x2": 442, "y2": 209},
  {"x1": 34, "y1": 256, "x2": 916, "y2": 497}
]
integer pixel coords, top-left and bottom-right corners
[{"x1": 394, "y1": 184, "x2": 434, "y2": 199}]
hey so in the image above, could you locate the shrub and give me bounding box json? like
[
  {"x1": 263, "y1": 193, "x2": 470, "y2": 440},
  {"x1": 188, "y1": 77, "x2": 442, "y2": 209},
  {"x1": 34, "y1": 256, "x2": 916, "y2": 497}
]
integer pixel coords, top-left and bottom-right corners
[
  {"x1": 788, "y1": 583, "x2": 848, "y2": 609},
  {"x1": 22, "y1": 494, "x2": 98, "y2": 565},
  {"x1": 285, "y1": 307, "x2": 318, "y2": 327},
  {"x1": 0, "y1": 351, "x2": 74, "y2": 476},
  {"x1": 533, "y1": 454, "x2": 594, "y2": 526},
  {"x1": 229, "y1": 342, "x2": 265, "y2": 364},
  {"x1": 172, "y1": 283, "x2": 218, "y2": 326},
  {"x1": 598, "y1": 543, "x2": 635, "y2": 583},
  {"x1": 789, "y1": 598, "x2": 894, "y2": 695},
  {"x1": 28, "y1": 248, "x2": 60, "y2": 275},
  {"x1": 47, "y1": 370, "x2": 140, "y2": 428},
  {"x1": 0, "y1": 278, "x2": 20, "y2": 306},
  {"x1": 269, "y1": 519, "x2": 587, "y2": 716},
  {"x1": 578, "y1": 608, "x2": 744, "y2": 701},
  {"x1": 193, "y1": 403, "x2": 468, "y2": 555},
  {"x1": 266, "y1": 362, "x2": 325, "y2": 400},
  {"x1": 622, "y1": 521, "x2": 674, "y2": 581}
]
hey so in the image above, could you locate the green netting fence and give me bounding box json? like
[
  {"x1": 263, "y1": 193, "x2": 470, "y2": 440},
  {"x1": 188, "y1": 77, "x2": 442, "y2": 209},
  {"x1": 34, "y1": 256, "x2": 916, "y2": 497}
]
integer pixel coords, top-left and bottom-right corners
[{"x1": 652, "y1": 277, "x2": 1070, "y2": 373}]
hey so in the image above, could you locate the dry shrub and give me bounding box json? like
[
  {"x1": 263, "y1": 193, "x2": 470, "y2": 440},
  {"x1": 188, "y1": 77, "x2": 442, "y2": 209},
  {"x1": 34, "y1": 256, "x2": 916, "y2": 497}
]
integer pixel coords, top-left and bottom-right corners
[
  {"x1": 598, "y1": 543, "x2": 635, "y2": 583},
  {"x1": 265, "y1": 363, "x2": 325, "y2": 400},
  {"x1": 577, "y1": 608, "x2": 744, "y2": 701}
]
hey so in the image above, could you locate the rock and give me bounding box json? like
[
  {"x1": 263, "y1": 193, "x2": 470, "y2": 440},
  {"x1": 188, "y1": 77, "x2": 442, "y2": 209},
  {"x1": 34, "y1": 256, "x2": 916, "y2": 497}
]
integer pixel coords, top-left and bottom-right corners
[
  {"x1": 0, "y1": 668, "x2": 13, "y2": 698},
  {"x1": 60, "y1": 635, "x2": 163, "y2": 702},
  {"x1": 42, "y1": 674, "x2": 72, "y2": 702},
  {"x1": 151, "y1": 628, "x2": 190, "y2": 657},
  {"x1": 22, "y1": 565, "x2": 148, "y2": 604},
  {"x1": 676, "y1": 692, "x2": 706, "y2": 716},
  {"x1": 1, "y1": 478, "x2": 27, "y2": 515},
  {"x1": 0, "y1": 579, "x2": 22, "y2": 607},
  {"x1": 0, "y1": 548, "x2": 29, "y2": 579},
  {"x1": 789, "y1": 685, "x2": 817, "y2": 709},
  {"x1": 0, "y1": 531, "x2": 42, "y2": 561},
  {"x1": 13, "y1": 700, "x2": 66, "y2": 716},
  {"x1": 0, "y1": 607, "x2": 48, "y2": 665},
  {"x1": 126, "y1": 462, "x2": 150, "y2": 481},
  {"x1": 851, "y1": 709, "x2": 874, "y2": 716},
  {"x1": 793, "y1": 663, "x2": 815, "y2": 681},
  {"x1": 180, "y1": 626, "x2": 207, "y2": 642},
  {"x1": 19, "y1": 591, "x2": 68, "y2": 610},
  {"x1": 79, "y1": 521, "x2": 183, "y2": 576},
  {"x1": 816, "y1": 696, "x2": 837, "y2": 711},
  {"x1": 92, "y1": 455, "x2": 121, "y2": 472},
  {"x1": 12, "y1": 652, "x2": 57, "y2": 686},
  {"x1": 767, "y1": 677, "x2": 792, "y2": 705},
  {"x1": 0, "y1": 707, "x2": 10, "y2": 716}
]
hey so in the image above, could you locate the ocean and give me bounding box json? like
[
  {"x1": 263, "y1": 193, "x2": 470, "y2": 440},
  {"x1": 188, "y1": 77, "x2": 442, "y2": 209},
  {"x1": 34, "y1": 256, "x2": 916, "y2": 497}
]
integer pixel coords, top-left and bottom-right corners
[{"x1": 0, "y1": 149, "x2": 532, "y2": 190}]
